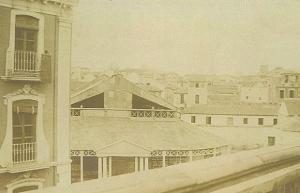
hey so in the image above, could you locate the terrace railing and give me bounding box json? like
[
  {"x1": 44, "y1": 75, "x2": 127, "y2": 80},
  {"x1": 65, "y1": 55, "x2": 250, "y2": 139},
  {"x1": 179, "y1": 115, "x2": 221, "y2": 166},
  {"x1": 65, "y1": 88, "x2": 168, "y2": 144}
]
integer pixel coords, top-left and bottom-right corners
[
  {"x1": 70, "y1": 108, "x2": 180, "y2": 119},
  {"x1": 12, "y1": 142, "x2": 36, "y2": 164}
]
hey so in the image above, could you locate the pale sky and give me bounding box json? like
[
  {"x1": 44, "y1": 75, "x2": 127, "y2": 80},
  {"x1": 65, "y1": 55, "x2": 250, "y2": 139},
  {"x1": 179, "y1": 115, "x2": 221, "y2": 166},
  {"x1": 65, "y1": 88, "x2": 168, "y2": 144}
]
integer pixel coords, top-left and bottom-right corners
[{"x1": 72, "y1": 0, "x2": 300, "y2": 75}]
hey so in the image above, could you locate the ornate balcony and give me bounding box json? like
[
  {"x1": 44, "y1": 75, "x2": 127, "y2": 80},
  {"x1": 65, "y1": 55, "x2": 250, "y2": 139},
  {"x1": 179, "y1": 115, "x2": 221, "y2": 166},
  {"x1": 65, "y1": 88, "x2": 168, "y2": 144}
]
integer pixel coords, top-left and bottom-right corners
[
  {"x1": 70, "y1": 108, "x2": 180, "y2": 120},
  {"x1": 1, "y1": 51, "x2": 51, "y2": 82},
  {"x1": 12, "y1": 142, "x2": 36, "y2": 164}
]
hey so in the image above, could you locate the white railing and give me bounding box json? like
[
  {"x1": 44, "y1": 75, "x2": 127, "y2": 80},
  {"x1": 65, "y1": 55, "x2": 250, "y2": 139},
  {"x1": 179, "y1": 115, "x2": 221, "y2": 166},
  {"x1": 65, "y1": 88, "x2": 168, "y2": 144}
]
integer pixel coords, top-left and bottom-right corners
[
  {"x1": 12, "y1": 142, "x2": 36, "y2": 164},
  {"x1": 14, "y1": 50, "x2": 37, "y2": 72},
  {"x1": 131, "y1": 109, "x2": 176, "y2": 118},
  {"x1": 70, "y1": 108, "x2": 179, "y2": 119}
]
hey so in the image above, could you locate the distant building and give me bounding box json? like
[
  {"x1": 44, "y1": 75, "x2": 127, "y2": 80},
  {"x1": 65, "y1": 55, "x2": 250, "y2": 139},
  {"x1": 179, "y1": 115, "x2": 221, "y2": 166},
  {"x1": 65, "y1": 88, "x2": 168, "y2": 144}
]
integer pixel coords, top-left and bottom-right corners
[
  {"x1": 181, "y1": 103, "x2": 279, "y2": 127},
  {"x1": 69, "y1": 75, "x2": 229, "y2": 183},
  {"x1": 0, "y1": 0, "x2": 77, "y2": 192},
  {"x1": 276, "y1": 72, "x2": 300, "y2": 101},
  {"x1": 240, "y1": 81, "x2": 271, "y2": 103}
]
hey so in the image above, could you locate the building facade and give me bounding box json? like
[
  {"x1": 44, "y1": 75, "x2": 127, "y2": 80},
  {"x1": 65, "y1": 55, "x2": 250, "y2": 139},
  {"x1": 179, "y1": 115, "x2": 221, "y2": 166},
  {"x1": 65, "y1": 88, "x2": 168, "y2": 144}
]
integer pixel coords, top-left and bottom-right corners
[
  {"x1": 181, "y1": 103, "x2": 279, "y2": 127},
  {"x1": 0, "y1": 0, "x2": 77, "y2": 192}
]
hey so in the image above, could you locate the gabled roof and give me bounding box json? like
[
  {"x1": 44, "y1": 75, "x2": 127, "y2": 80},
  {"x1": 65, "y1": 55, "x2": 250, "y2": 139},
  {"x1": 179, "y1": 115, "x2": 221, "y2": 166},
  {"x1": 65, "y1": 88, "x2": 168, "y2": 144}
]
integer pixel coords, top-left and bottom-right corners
[
  {"x1": 71, "y1": 117, "x2": 228, "y2": 151},
  {"x1": 183, "y1": 103, "x2": 279, "y2": 116},
  {"x1": 283, "y1": 99, "x2": 300, "y2": 116},
  {"x1": 71, "y1": 74, "x2": 176, "y2": 110}
]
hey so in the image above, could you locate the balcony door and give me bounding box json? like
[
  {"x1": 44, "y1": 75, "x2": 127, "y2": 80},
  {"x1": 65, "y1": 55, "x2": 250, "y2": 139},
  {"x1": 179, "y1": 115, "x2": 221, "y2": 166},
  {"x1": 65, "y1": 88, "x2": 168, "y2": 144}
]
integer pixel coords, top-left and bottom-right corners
[
  {"x1": 14, "y1": 15, "x2": 38, "y2": 72},
  {"x1": 12, "y1": 100, "x2": 37, "y2": 163}
]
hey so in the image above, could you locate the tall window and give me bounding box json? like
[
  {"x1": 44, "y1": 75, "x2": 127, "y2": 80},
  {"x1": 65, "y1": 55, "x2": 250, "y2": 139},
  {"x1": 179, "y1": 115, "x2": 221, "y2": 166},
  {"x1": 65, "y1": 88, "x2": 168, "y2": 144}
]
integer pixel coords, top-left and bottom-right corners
[
  {"x1": 258, "y1": 118, "x2": 264, "y2": 125},
  {"x1": 279, "y1": 90, "x2": 284, "y2": 99},
  {"x1": 195, "y1": 95, "x2": 200, "y2": 104},
  {"x1": 191, "y1": 116, "x2": 196, "y2": 123},
  {"x1": 12, "y1": 100, "x2": 37, "y2": 144},
  {"x1": 243, "y1": 118, "x2": 248, "y2": 125},
  {"x1": 206, "y1": 116, "x2": 212, "y2": 125},
  {"x1": 12, "y1": 100, "x2": 37, "y2": 163},
  {"x1": 273, "y1": 118, "x2": 278, "y2": 125},
  {"x1": 14, "y1": 15, "x2": 39, "y2": 72},
  {"x1": 15, "y1": 15, "x2": 38, "y2": 52},
  {"x1": 180, "y1": 94, "x2": 185, "y2": 104},
  {"x1": 195, "y1": 82, "x2": 199, "y2": 88}
]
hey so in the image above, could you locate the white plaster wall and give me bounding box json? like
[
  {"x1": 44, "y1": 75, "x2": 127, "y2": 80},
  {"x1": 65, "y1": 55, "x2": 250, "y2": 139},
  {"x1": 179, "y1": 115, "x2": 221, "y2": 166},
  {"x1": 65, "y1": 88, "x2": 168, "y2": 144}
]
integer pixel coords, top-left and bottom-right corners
[{"x1": 182, "y1": 114, "x2": 277, "y2": 127}]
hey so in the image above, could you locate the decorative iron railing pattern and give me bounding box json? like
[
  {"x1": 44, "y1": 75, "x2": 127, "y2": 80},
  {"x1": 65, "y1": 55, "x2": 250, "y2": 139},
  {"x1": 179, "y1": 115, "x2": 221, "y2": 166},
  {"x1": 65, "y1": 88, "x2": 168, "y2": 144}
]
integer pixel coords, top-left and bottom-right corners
[
  {"x1": 131, "y1": 109, "x2": 176, "y2": 118},
  {"x1": 12, "y1": 142, "x2": 36, "y2": 164},
  {"x1": 14, "y1": 50, "x2": 37, "y2": 72},
  {"x1": 70, "y1": 108, "x2": 179, "y2": 119}
]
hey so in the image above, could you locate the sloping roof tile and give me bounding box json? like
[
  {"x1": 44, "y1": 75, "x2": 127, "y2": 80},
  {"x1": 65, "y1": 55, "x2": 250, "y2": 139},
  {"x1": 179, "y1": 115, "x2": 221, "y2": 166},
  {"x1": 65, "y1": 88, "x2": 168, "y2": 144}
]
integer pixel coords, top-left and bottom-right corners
[
  {"x1": 71, "y1": 117, "x2": 228, "y2": 151},
  {"x1": 284, "y1": 99, "x2": 300, "y2": 116}
]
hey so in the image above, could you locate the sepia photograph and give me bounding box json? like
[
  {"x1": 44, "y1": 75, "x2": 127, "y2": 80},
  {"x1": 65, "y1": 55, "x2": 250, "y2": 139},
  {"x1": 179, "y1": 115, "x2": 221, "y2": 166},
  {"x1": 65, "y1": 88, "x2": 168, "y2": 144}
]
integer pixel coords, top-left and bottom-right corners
[{"x1": 0, "y1": 0, "x2": 300, "y2": 193}]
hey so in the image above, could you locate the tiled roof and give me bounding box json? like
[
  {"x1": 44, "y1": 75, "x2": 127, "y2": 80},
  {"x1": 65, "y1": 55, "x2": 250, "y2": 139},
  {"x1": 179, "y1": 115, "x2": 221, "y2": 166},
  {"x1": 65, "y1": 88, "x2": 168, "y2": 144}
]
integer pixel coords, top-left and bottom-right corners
[
  {"x1": 71, "y1": 117, "x2": 227, "y2": 151},
  {"x1": 183, "y1": 103, "x2": 279, "y2": 116},
  {"x1": 284, "y1": 99, "x2": 300, "y2": 116}
]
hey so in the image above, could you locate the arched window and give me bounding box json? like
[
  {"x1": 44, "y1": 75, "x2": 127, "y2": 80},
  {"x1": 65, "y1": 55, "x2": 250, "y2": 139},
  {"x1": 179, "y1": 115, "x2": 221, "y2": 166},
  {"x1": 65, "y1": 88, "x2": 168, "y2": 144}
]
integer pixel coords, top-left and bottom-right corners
[
  {"x1": 15, "y1": 15, "x2": 38, "y2": 52},
  {"x1": 6, "y1": 178, "x2": 44, "y2": 193},
  {"x1": 13, "y1": 185, "x2": 38, "y2": 193}
]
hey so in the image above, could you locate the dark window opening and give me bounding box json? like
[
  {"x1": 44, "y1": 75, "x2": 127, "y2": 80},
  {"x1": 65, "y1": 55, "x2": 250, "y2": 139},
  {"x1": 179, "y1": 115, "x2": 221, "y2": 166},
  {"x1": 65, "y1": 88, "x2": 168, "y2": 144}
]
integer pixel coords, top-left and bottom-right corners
[
  {"x1": 268, "y1": 136, "x2": 275, "y2": 146},
  {"x1": 71, "y1": 156, "x2": 81, "y2": 183},
  {"x1": 12, "y1": 100, "x2": 37, "y2": 144},
  {"x1": 243, "y1": 118, "x2": 248, "y2": 124},
  {"x1": 273, "y1": 118, "x2": 278, "y2": 125},
  {"x1": 15, "y1": 15, "x2": 38, "y2": 52},
  {"x1": 206, "y1": 116, "x2": 212, "y2": 125},
  {"x1": 195, "y1": 95, "x2": 200, "y2": 104},
  {"x1": 191, "y1": 116, "x2": 196, "y2": 123},
  {"x1": 83, "y1": 156, "x2": 98, "y2": 181},
  {"x1": 132, "y1": 94, "x2": 169, "y2": 109},
  {"x1": 180, "y1": 94, "x2": 185, "y2": 104},
  {"x1": 258, "y1": 118, "x2": 264, "y2": 125},
  {"x1": 149, "y1": 156, "x2": 163, "y2": 169},
  {"x1": 71, "y1": 93, "x2": 104, "y2": 108},
  {"x1": 289, "y1": 90, "x2": 295, "y2": 98},
  {"x1": 279, "y1": 90, "x2": 285, "y2": 99},
  {"x1": 111, "y1": 157, "x2": 135, "y2": 176},
  {"x1": 195, "y1": 82, "x2": 199, "y2": 88}
]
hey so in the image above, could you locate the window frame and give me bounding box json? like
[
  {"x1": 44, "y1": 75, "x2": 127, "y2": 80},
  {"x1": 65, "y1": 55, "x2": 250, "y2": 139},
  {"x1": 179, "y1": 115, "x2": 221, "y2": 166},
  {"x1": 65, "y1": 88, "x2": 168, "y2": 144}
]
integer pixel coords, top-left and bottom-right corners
[
  {"x1": 258, "y1": 118, "x2": 264, "y2": 125},
  {"x1": 191, "y1": 116, "x2": 196, "y2": 123},
  {"x1": 5, "y1": 9, "x2": 44, "y2": 76},
  {"x1": 243, "y1": 117, "x2": 248, "y2": 125}
]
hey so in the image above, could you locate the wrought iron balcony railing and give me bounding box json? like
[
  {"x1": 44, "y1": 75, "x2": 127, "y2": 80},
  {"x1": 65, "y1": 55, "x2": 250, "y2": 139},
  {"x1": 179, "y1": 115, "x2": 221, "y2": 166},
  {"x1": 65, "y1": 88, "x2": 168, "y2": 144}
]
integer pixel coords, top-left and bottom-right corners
[
  {"x1": 12, "y1": 142, "x2": 36, "y2": 164},
  {"x1": 70, "y1": 108, "x2": 180, "y2": 119}
]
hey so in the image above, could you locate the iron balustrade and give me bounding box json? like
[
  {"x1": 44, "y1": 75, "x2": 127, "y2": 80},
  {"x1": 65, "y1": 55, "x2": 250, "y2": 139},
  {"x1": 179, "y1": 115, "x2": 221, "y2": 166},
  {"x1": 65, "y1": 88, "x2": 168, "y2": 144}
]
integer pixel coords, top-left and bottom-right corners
[
  {"x1": 14, "y1": 50, "x2": 37, "y2": 73},
  {"x1": 70, "y1": 108, "x2": 179, "y2": 119},
  {"x1": 12, "y1": 142, "x2": 36, "y2": 164}
]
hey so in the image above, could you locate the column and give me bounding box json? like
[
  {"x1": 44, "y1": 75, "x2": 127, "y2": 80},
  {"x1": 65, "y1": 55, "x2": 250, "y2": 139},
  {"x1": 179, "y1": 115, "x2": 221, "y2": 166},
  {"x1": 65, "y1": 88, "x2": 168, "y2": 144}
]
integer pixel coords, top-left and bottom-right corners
[
  {"x1": 139, "y1": 157, "x2": 144, "y2": 171},
  {"x1": 80, "y1": 155, "x2": 83, "y2": 182},
  {"x1": 144, "y1": 157, "x2": 149, "y2": 171},
  {"x1": 162, "y1": 155, "x2": 166, "y2": 167},
  {"x1": 98, "y1": 157, "x2": 103, "y2": 179},
  {"x1": 108, "y1": 157, "x2": 112, "y2": 177},
  {"x1": 134, "y1": 157, "x2": 139, "y2": 172},
  {"x1": 55, "y1": 17, "x2": 73, "y2": 185},
  {"x1": 188, "y1": 151, "x2": 193, "y2": 162},
  {"x1": 102, "y1": 157, "x2": 108, "y2": 178}
]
